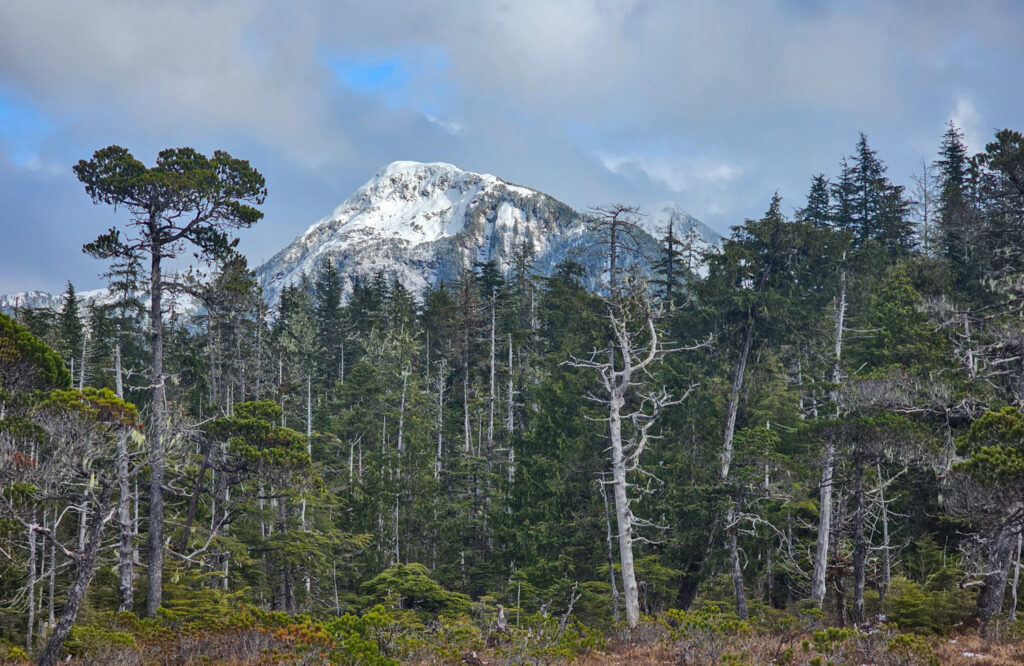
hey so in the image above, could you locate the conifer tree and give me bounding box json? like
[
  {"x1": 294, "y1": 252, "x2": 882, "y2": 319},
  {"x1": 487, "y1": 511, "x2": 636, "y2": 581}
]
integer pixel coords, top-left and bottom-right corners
[
  {"x1": 75, "y1": 145, "x2": 266, "y2": 615},
  {"x1": 57, "y1": 282, "x2": 84, "y2": 384}
]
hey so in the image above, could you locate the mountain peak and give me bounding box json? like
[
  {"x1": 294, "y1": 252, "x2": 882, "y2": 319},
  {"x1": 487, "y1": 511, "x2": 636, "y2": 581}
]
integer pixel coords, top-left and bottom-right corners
[
  {"x1": 375, "y1": 160, "x2": 476, "y2": 178},
  {"x1": 641, "y1": 201, "x2": 722, "y2": 243}
]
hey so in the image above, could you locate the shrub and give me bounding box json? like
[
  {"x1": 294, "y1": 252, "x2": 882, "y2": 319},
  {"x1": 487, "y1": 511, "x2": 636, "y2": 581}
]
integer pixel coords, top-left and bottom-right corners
[
  {"x1": 664, "y1": 604, "x2": 753, "y2": 664},
  {"x1": 63, "y1": 624, "x2": 138, "y2": 660},
  {"x1": 361, "y1": 563, "x2": 472, "y2": 619},
  {"x1": 326, "y1": 605, "x2": 402, "y2": 665},
  {"x1": 882, "y1": 575, "x2": 973, "y2": 634},
  {"x1": 0, "y1": 639, "x2": 29, "y2": 663},
  {"x1": 887, "y1": 633, "x2": 939, "y2": 666}
]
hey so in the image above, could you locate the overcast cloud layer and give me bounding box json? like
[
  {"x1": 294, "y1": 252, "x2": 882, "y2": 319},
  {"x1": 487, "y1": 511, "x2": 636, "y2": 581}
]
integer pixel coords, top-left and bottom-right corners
[{"x1": 1, "y1": 0, "x2": 1022, "y2": 294}]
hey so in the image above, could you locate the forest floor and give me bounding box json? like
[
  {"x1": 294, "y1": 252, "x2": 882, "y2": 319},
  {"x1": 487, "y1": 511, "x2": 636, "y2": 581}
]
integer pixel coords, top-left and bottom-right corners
[{"x1": 574, "y1": 636, "x2": 1024, "y2": 665}]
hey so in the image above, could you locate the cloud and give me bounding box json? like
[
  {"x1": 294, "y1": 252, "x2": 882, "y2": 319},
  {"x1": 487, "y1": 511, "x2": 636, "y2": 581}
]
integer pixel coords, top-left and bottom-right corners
[
  {"x1": 951, "y1": 96, "x2": 985, "y2": 154},
  {"x1": 0, "y1": 0, "x2": 354, "y2": 168},
  {"x1": 1, "y1": 0, "x2": 1023, "y2": 293},
  {"x1": 599, "y1": 153, "x2": 742, "y2": 193}
]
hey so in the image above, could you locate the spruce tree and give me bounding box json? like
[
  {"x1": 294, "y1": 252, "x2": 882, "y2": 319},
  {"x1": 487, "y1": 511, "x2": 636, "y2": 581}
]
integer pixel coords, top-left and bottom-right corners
[
  {"x1": 798, "y1": 174, "x2": 832, "y2": 228},
  {"x1": 313, "y1": 259, "x2": 345, "y2": 385},
  {"x1": 57, "y1": 282, "x2": 84, "y2": 379}
]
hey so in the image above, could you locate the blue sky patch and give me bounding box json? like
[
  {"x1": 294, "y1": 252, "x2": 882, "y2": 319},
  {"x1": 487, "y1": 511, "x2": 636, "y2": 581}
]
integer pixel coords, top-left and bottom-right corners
[
  {"x1": 0, "y1": 90, "x2": 52, "y2": 166},
  {"x1": 322, "y1": 47, "x2": 457, "y2": 119}
]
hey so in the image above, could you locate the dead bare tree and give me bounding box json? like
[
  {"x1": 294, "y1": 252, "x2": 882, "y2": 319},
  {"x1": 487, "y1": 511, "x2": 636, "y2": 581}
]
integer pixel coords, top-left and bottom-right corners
[
  {"x1": 565, "y1": 281, "x2": 698, "y2": 628},
  {"x1": 0, "y1": 388, "x2": 140, "y2": 664}
]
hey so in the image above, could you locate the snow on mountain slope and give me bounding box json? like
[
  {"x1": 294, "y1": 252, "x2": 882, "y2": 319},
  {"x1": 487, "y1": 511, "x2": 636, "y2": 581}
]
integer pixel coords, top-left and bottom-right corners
[
  {"x1": 641, "y1": 202, "x2": 721, "y2": 246},
  {"x1": 255, "y1": 161, "x2": 597, "y2": 304},
  {"x1": 0, "y1": 288, "x2": 109, "y2": 313},
  {"x1": 2, "y1": 161, "x2": 721, "y2": 313}
]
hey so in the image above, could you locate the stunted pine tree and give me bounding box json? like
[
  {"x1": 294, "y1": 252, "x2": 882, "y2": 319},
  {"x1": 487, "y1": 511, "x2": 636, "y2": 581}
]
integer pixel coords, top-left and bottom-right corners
[{"x1": 74, "y1": 145, "x2": 266, "y2": 616}]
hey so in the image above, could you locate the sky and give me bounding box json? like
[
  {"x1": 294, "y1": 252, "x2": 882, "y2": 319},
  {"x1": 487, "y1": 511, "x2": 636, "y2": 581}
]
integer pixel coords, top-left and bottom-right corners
[{"x1": 1, "y1": 0, "x2": 1022, "y2": 294}]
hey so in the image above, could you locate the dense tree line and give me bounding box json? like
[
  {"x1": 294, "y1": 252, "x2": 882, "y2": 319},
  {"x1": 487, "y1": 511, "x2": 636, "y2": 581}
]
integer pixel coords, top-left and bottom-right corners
[{"x1": 4, "y1": 126, "x2": 1024, "y2": 660}]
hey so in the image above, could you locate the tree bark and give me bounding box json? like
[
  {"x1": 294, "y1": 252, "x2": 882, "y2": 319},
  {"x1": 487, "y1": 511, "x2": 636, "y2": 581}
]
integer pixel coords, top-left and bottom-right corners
[
  {"x1": 812, "y1": 266, "x2": 845, "y2": 607},
  {"x1": 810, "y1": 438, "x2": 835, "y2": 606},
  {"x1": 1012, "y1": 533, "x2": 1022, "y2": 621},
  {"x1": 720, "y1": 317, "x2": 754, "y2": 480},
  {"x1": 117, "y1": 433, "x2": 134, "y2": 612},
  {"x1": 978, "y1": 526, "x2": 1016, "y2": 636},
  {"x1": 436, "y1": 359, "x2": 445, "y2": 480},
  {"x1": 877, "y1": 464, "x2": 891, "y2": 602},
  {"x1": 728, "y1": 503, "x2": 749, "y2": 620},
  {"x1": 146, "y1": 236, "x2": 166, "y2": 617},
  {"x1": 26, "y1": 525, "x2": 36, "y2": 653},
  {"x1": 38, "y1": 486, "x2": 113, "y2": 666},
  {"x1": 852, "y1": 458, "x2": 867, "y2": 624},
  {"x1": 599, "y1": 478, "x2": 620, "y2": 624},
  {"x1": 114, "y1": 342, "x2": 124, "y2": 399},
  {"x1": 608, "y1": 384, "x2": 639, "y2": 628},
  {"x1": 487, "y1": 294, "x2": 496, "y2": 455}
]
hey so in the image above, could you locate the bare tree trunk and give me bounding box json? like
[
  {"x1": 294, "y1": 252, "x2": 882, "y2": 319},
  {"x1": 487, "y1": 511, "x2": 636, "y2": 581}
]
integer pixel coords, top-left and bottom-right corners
[
  {"x1": 852, "y1": 459, "x2": 867, "y2": 624},
  {"x1": 720, "y1": 317, "x2": 753, "y2": 480},
  {"x1": 608, "y1": 386, "x2": 639, "y2": 628},
  {"x1": 728, "y1": 500, "x2": 749, "y2": 620},
  {"x1": 507, "y1": 335, "x2": 514, "y2": 434},
  {"x1": 487, "y1": 294, "x2": 496, "y2": 454},
  {"x1": 810, "y1": 438, "x2": 835, "y2": 606},
  {"x1": 436, "y1": 359, "x2": 445, "y2": 479},
  {"x1": 463, "y1": 357, "x2": 471, "y2": 454},
  {"x1": 146, "y1": 239, "x2": 166, "y2": 617},
  {"x1": 26, "y1": 525, "x2": 36, "y2": 653},
  {"x1": 38, "y1": 487, "x2": 113, "y2": 666},
  {"x1": 117, "y1": 433, "x2": 134, "y2": 612},
  {"x1": 47, "y1": 510, "x2": 56, "y2": 627},
  {"x1": 978, "y1": 527, "x2": 1015, "y2": 636},
  {"x1": 397, "y1": 367, "x2": 408, "y2": 454},
  {"x1": 599, "y1": 478, "x2": 620, "y2": 624},
  {"x1": 812, "y1": 268, "x2": 845, "y2": 607},
  {"x1": 877, "y1": 464, "x2": 891, "y2": 602},
  {"x1": 719, "y1": 317, "x2": 753, "y2": 619},
  {"x1": 78, "y1": 331, "x2": 87, "y2": 389},
  {"x1": 303, "y1": 377, "x2": 311, "y2": 597},
  {"x1": 507, "y1": 336, "x2": 515, "y2": 485},
  {"x1": 276, "y1": 497, "x2": 295, "y2": 613},
  {"x1": 301, "y1": 376, "x2": 311, "y2": 530},
  {"x1": 1011, "y1": 533, "x2": 1022, "y2": 622},
  {"x1": 114, "y1": 342, "x2": 124, "y2": 399},
  {"x1": 830, "y1": 265, "x2": 846, "y2": 416},
  {"x1": 77, "y1": 505, "x2": 87, "y2": 552}
]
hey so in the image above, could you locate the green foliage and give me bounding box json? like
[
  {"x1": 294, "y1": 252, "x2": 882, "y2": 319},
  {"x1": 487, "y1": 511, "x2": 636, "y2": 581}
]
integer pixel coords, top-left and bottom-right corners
[
  {"x1": 957, "y1": 406, "x2": 1024, "y2": 484},
  {"x1": 361, "y1": 563, "x2": 472, "y2": 618},
  {"x1": 886, "y1": 633, "x2": 939, "y2": 666},
  {"x1": 665, "y1": 604, "x2": 752, "y2": 641},
  {"x1": 0, "y1": 638, "x2": 28, "y2": 663},
  {"x1": 849, "y1": 263, "x2": 947, "y2": 373},
  {"x1": 64, "y1": 624, "x2": 138, "y2": 659},
  {"x1": 0, "y1": 313, "x2": 71, "y2": 393},
  {"x1": 882, "y1": 575, "x2": 974, "y2": 635},
  {"x1": 326, "y1": 605, "x2": 401, "y2": 665}
]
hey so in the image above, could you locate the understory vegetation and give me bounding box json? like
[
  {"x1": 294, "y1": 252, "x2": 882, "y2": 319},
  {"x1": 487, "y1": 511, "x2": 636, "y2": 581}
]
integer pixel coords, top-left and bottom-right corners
[{"x1": 5, "y1": 124, "x2": 1024, "y2": 663}]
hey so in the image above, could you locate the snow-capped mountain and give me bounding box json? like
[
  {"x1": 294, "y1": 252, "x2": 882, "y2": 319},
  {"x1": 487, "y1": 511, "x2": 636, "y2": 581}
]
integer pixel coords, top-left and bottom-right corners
[
  {"x1": 255, "y1": 161, "x2": 719, "y2": 304},
  {"x1": 0, "y1": 288, "x2": 109, "y2": 313},
  {"x1": 2, "y1": 161, "x2": 721, "y2": 313},
  {"x1": 641, "y1": 202, "x2": 721, "y2": 248},
  {"x1": 640, "y1": 202, "x2": 721, "y2": 278}
]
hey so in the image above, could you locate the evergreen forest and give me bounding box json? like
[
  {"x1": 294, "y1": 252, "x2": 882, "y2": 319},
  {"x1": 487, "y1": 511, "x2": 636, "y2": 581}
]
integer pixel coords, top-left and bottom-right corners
[{"x1": 5, "y1": 124, "x2": 1024, "y2": 664}]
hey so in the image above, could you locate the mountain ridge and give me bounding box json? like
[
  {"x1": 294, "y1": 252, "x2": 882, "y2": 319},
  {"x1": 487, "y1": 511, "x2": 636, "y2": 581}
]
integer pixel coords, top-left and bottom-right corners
[{"x1": 1, "y1": 161, "x2": 720, "y2": 312}]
